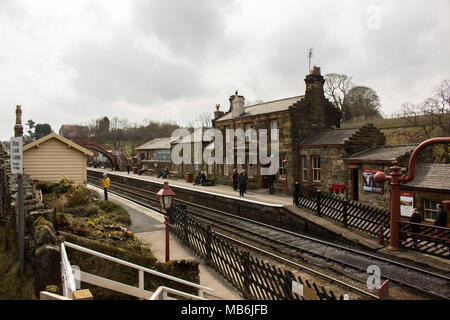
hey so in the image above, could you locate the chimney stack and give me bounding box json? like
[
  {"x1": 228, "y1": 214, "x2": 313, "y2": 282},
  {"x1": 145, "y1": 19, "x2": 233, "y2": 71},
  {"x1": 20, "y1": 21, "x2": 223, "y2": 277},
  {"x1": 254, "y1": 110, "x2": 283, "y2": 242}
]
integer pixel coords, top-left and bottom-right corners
[
  {"x1": 229, "y1": 90, "x2": 245, "y2": 118},
  {"x1": 214, "y1": 104, "x2": 225, "y2": 120},
  {"x1": 304, "y1": 66, "x2": 325, "y2": 97}
]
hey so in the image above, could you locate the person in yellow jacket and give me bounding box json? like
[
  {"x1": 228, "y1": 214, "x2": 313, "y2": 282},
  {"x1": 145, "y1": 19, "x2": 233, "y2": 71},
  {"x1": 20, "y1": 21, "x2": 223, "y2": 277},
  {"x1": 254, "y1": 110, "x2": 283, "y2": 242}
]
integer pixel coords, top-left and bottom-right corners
[{"x1": 101, "y1": 172, "x2": 110, "y2": 200}]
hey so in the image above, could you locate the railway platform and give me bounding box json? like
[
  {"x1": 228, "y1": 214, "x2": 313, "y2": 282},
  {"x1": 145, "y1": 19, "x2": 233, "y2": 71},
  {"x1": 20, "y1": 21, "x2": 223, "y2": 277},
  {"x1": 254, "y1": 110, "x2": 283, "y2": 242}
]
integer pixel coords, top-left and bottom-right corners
[
  {"x1": 90, "y1": 167, "x2": 292, "y2": 206},
  {"x1": 87, "y1": 183, "x2": 243, "y2": 300},
  {"x1": 89, "y1": 168, "x2": 449, "y2": 278}
]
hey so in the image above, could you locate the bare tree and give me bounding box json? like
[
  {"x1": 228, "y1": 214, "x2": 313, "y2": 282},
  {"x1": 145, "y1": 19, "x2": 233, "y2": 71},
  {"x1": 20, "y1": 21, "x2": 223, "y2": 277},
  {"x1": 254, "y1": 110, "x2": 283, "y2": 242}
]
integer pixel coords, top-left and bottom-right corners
[
  {"x1": 402, "y1": 79, "x2": 450, "y2": 163},
  {"x1": 188, "y1": 112, "x2": 213, "y2": 129},
  {"x1": 324, "y1": 73, "x2": 353, "y2": 112}
]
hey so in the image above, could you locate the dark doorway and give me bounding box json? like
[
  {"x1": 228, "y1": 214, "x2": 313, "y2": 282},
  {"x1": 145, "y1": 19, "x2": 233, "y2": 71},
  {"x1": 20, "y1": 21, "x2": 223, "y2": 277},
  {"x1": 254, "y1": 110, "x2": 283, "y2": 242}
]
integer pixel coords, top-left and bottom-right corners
[{"x1": 351, "y1": 169, "x2": 359, "y2": 201}]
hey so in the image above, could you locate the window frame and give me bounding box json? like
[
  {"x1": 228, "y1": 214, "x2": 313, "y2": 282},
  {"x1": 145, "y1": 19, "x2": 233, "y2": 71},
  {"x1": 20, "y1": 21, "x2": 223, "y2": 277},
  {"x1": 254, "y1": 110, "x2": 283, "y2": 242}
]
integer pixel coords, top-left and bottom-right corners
[
  {"x1": 301, "y1": 155, "x2": 308, "y2": 181},
  {"x1": 311, "y1": 155, "x2": 321, "y2": 182},
  {"x1": 424, "y1": 199, "x2": 438, "y2": 222}
]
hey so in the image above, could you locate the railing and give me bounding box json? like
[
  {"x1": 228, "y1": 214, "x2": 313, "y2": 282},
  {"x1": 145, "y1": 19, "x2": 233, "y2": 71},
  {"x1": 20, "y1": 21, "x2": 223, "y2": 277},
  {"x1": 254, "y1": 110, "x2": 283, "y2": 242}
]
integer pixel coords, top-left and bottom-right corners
[
  {"x1": 61, "y1": 241, "x2": 213, "y2": 300},
  {"x1": 167, "y1": 203, "x2": 345, "y2": 300},
  {"x1": 293, "y1": 182, "x2": 391, "y2": 239},
  {"x1": 60, "y1": 242, "x2": 77, "y2": 298},
  {"x1": 149, "y1": 286, "x2": 208, "y2": 300},
  {"x1": 399, "y1": 221, "x2": 449, "y2": 258}
]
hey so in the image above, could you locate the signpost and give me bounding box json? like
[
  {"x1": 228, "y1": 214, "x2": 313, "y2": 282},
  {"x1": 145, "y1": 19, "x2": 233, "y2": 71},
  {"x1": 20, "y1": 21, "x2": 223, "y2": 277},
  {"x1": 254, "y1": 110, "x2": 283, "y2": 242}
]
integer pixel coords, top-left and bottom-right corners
[{"x1": 11, "y1": 136, "x2": 24, "y2": 277}]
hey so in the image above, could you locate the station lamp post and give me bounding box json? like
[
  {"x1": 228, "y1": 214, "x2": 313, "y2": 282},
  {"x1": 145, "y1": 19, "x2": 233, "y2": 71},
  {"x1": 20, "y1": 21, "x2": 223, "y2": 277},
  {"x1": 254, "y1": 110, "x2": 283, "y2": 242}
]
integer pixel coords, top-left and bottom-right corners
[{"x1": 156, "y1": 181, "x2": 176, "y2": 262}]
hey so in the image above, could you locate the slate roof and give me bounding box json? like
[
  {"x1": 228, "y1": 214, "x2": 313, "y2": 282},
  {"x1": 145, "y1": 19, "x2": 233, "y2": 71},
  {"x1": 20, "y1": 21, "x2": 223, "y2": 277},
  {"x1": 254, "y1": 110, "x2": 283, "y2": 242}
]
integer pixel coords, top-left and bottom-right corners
[
  {"x1": 345, "y1": 145, "x2": 417, "y2": 162},
  {"x1": 215, "y1": 95, "x2": 304, "y2": 121},
  {"x1": 404, "y1": 164, "x2": 450, "y2": 191},
  {"x1": 299, "y1": 128, "x2": 359, "y2": 146},
  {"x1": 136, "y1": 137, "x2": 174, "y2": 150}
]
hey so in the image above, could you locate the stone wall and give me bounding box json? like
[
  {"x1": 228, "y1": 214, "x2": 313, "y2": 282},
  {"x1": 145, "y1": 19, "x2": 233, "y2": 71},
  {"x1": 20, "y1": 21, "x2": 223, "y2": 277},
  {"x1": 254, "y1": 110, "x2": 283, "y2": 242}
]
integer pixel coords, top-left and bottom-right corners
[
  {"x1": 0, "y1": 146, "x2": 61, "y2": 298},
  {"x1": 298, "y1": 146, "x2": 351, "y2": 193}
]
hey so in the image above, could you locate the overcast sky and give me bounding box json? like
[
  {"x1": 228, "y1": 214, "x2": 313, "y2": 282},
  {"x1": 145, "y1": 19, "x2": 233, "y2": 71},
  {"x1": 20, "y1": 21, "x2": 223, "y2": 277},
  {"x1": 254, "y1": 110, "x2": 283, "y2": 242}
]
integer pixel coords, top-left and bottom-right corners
[{"x1": 0, "y1": 0, "x2": 448, "y2": 141}]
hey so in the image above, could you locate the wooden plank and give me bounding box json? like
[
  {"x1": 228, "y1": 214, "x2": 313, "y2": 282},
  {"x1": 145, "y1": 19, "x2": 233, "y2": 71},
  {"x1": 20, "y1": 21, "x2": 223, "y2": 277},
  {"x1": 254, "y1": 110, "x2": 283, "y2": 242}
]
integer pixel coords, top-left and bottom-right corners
[{"x1": 79, "y1": 270, "x2": 154, "y2": 300}]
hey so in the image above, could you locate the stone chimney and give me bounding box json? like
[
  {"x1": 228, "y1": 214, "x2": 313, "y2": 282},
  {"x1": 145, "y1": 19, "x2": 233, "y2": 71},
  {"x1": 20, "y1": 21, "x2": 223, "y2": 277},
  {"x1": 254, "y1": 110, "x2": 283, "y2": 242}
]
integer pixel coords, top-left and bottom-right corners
[
  {"x1": 229, "y1": 90, "x2": 245, "y2": 118},
  {"x1": 214, "y1": 104, "x2": 225, "y2": 120},
  {"x1": 304, "y1": 66, "x2": 325, "y2": 97}
]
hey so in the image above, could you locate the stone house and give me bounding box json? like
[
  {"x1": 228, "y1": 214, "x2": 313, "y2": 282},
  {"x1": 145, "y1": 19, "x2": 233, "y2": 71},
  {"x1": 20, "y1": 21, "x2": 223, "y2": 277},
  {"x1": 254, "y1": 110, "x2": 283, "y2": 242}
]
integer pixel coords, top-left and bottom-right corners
[
  {"x1": 344, "y1": 145, "x2": 449, "y2": 226},
  {"x1": 297, "y1": 124, "x2": 386, "y2": 196},
  {"x1": 211, "y1": 66, "x2": 342, "y2": 193},
  {"x1": 135, "y1": 137, "x2": 175, "y2": 175}
]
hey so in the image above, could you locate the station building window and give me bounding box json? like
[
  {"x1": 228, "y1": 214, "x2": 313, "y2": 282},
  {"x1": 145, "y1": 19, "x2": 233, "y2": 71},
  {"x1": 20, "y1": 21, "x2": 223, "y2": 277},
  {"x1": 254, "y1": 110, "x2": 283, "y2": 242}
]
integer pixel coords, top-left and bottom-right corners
[
  {"x1": 424, "y1": 199, "x2": 438, "y2": 222},
  {"x1": 312, "y1": 156, "x2": 321, "y2": 182},
  {"x1": 301, "y1": 155, "x2": 308, "y2": 181}
]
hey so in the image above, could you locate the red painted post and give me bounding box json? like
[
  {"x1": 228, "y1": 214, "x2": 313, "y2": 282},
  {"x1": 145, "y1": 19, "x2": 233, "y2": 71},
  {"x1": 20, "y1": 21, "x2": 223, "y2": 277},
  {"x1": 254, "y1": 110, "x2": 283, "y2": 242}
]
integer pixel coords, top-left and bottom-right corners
[
  {"x1": 378, "y1": 280, "x2": 389, "y2": 300},
  {"x1": 378, "y1": 225, "x2": 384, "y2": 246},
  {"x1": 374, "y1": 137, "x2": 450, "y2": 250}
]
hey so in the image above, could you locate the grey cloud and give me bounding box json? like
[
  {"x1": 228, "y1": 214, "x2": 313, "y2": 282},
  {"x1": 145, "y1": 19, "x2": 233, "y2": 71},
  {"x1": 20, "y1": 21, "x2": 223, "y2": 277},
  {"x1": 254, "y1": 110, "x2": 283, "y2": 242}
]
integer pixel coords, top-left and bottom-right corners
[
  {"x1": 132, "y1": 0, "x2": 237, "y2": 63},
  {"x1": 64, "y1": 34, "x2": 207, "y2": 105}
]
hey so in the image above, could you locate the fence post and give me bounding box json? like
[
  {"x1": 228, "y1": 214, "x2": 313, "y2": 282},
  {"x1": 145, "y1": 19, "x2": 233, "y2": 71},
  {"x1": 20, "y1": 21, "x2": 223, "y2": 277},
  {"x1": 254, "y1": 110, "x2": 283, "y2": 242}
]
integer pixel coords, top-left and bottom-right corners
[
  {"x1": 205, "y1": 226, "x2": 213, "y2": 266},
  {"x1": 316, "y1": 190, "x2": 321, "y2": 216},
  {"x1": 343, "y1": 199, "x2": 348, "y2": 227},
  {"x1": 239, "y1": 251, "x2": 253, "y2": 299},
  {"x1": 293, "y1": 182, "x2": 299, "y2": 206}
]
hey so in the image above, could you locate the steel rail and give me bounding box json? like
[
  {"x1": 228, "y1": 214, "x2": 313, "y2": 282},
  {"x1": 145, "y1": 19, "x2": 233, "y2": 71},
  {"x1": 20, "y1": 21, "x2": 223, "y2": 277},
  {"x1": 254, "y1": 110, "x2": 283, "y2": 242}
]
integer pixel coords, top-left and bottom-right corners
[{"x1": 87, "y1": 173, "x2": 450, "y2": 299}]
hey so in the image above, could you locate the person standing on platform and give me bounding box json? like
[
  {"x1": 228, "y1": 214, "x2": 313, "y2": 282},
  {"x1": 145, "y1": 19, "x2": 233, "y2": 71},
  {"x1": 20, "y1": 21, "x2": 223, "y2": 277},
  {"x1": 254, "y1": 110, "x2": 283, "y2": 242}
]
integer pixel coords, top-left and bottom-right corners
[
  {"x1": 268, "y1": 166, "x2": 276, "y2": 195},
  {"x1": 101, "y1": 173, "x2": 110, "y2": 201},
  {"x1": 126, "y1": 164, "x2": 131, "y2": 174},
  {"x1": 232, "y1": 168, "x2": 238, "y2": 191},
  {"x1": 238, "y1": 170, "x2": 247, "y2": 197},
  {"x1": 434, "y1": 203, "x2": 448, "y2": 242},
  {"x1": 410, "y1": 208, "x2": 422, "y2": 246}
]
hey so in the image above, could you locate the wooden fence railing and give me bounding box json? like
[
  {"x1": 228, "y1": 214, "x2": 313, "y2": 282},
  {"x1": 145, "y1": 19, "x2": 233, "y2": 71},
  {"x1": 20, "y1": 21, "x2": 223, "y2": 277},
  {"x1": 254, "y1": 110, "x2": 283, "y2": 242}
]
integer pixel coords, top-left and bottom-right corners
[
  {"x1": 167, "y1": 203, "x2": 345, "y2": 300},
  {"x1": 293, "y1": 182, "x2": 449, "y2": 259},
  {"x1": 293, "y1": 182, "x2": 391, "y2": 240},
  {"x1": 399, "y1": 221, "x2": 449, "y2": 258}
]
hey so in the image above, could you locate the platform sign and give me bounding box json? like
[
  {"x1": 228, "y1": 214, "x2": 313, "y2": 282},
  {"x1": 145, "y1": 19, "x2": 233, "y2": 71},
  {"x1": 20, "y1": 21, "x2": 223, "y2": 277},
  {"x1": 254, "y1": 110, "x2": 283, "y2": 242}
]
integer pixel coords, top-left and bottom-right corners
[
  {"x1": 400, "y1": 191, "x2": 415, "y2": 217},
  {"x1": 10, "y1": 137, "x2": 23, "y2": 174}
]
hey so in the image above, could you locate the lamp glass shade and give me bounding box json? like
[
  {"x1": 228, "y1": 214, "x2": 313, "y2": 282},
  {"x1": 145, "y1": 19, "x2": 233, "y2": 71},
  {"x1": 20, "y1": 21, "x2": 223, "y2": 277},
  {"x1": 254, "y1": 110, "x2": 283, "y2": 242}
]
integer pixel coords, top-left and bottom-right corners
[{"x1": 164, "y1": 195, "x2": 173, "y2": 210}]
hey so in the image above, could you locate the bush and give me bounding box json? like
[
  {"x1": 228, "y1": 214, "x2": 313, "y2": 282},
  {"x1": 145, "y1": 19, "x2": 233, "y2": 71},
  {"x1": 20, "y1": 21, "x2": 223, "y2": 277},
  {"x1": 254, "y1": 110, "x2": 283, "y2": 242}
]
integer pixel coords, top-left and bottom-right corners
[
  {"x1": 96, "y1": 201, "x2": 131, "y2": 226},
  {"x1": 66, "y1": 186, "x2": 95, "y2": 207}
]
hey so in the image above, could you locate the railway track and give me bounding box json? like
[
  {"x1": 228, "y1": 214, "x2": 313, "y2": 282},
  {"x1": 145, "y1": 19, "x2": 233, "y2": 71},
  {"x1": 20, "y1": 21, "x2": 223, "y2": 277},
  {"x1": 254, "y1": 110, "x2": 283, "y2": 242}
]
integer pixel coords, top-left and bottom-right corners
[{"x1": 87, "y1": 173, "x2": 450, "y2": 300}]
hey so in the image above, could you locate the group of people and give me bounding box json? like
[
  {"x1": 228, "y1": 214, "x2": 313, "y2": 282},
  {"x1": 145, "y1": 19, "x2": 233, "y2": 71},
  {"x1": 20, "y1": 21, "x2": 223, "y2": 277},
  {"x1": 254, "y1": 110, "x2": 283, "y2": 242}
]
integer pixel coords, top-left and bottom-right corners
[
  {"x1": 193, "y1": 170, "x2": 207, "y2": 186},
  {"x1": 232, "y1": 169, "x2": 250, "y2": 197},
  {"x1": 409, "y1": 203, "x2": 448, "y2": 245}
]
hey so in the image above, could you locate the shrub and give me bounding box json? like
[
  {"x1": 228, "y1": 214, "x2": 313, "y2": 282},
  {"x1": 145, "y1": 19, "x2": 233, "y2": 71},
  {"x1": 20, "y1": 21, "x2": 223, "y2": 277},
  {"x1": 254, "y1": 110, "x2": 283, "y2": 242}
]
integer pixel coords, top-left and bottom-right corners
[
  {"x1": 96, "y1": 201, "x2": 131, "y2": 226},
  {"x1": 66, "y1": 186, "x2": 95, "y2": 207}
]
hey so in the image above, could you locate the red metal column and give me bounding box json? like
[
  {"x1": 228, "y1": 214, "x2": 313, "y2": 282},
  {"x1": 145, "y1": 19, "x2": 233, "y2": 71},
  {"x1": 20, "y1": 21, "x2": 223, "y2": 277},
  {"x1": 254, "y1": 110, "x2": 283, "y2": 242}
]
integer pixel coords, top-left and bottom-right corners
[
  {"x1": 388, "y1": 161, "x2": 402, "y2": 249},
  {"x1": 375, "y1": 137, "x2": 450, "y2": 250}
]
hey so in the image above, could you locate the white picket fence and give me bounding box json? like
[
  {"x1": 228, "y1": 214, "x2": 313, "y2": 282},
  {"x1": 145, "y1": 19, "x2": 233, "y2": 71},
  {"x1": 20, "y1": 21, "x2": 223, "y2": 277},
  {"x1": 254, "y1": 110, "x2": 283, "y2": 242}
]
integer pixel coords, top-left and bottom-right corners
[{"x1": 57, "y1": 241, "x2": 213, "y2": 300}]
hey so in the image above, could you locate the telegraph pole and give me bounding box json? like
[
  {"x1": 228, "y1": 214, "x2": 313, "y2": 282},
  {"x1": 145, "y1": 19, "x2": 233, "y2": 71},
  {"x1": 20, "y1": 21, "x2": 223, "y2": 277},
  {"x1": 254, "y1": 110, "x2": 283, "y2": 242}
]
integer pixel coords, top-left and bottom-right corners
[{"x1": 12, "y1": 105, "x2": 24, "y2": 277}]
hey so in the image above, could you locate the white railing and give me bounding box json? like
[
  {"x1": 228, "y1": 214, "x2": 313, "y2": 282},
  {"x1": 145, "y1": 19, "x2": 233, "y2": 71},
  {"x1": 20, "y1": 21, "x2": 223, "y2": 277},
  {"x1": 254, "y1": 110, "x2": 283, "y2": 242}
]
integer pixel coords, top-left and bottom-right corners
[
  {"x1": 149, "y1": 286, "x2": 208, "y2": 300},
  {"x1": 60, "y1": 242, "x2": 77, "y2": 298},
  {"x1": 61, "y1": 241, "x2": 213, "y2": 300}
]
